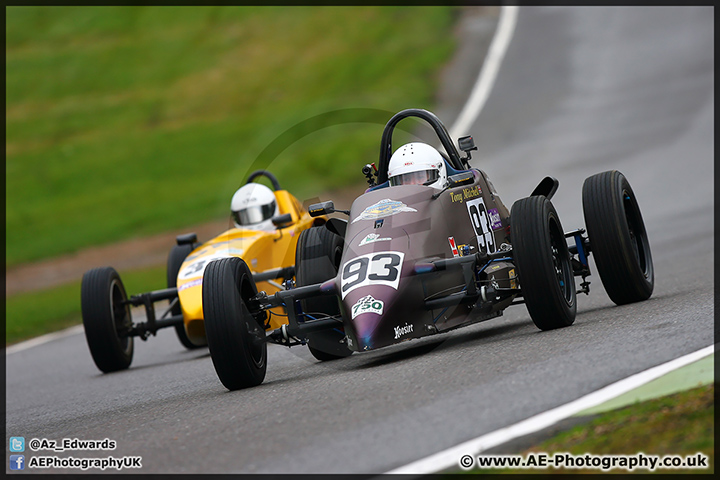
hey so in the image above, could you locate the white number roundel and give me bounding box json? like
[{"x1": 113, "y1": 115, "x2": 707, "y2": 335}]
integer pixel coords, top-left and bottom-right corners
[
  {"x1": 340, "y1": 251, "x2": 404, "y2": 299},
  {"x1": 179, "y1": 252, "x2": 231, "y2": 280}
]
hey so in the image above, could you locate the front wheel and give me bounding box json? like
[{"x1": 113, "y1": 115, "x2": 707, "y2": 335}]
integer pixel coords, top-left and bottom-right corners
[
  {"x1": 511, "y1": 196, "x2": 577, "y2": 331},
  {"x1": 81, "y1": 267, "x2": 134, "y2": 373},
  {"x1": 203, "y1": 257, "x2": 267, "y2": 390},
  {"x1": 582, "y1": 170, "x2": 654, "y2": 305}
]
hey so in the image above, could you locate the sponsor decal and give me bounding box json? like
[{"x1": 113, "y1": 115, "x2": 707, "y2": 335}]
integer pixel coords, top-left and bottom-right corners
[
  {"x1": 374, "y1": 219, "x2": 384, "y2": 229},
  {"x1": 451, "y1": 185, "x2": 482, "y2": 203},
  {"x1": 351, "y1": 295, "x2": 384, "y2": 319},
  {"x1": 457, "y1": 244, "x2": 474, "y2": 257},
  {"x1": 251, "y1": 258, "x2": 258, "y2": 268},
  {"x1": 359, "y1": 233, "x2": 391, "y2": 247},
  {"x1": 394, "y1": 322, "x2": 414, "y2": 339},
  {"x1": 448, "y1": 237, "x2": 460, "y2": 258},
  {"x1": 351, "y1": 199, "x2": 417, "y2": 223},
  {"x1": 341, "y1": 251, "x2": 405, "y2": 299},
  {"x1": 509, "y1": 268, "x2": 517, "y2": 289},
  {"x1": 488, "y1": 208, "x2": 502, "y2": 230},
  {"x1": 178, "y1": 278, "x2": 203, "y2": 292},
  {"x1": 466, "y1": 197, "x2": 497, "y2": 255}
]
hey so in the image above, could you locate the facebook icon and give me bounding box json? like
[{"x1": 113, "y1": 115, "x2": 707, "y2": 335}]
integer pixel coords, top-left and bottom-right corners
[{"x1": 9, "y1": 455, "x2": 25, "y2": 470}]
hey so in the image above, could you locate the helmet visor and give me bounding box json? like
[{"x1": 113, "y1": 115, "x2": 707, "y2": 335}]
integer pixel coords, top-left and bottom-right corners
[
  {"x1": 233, "y1": 200, "x2": 276, "y2": 226},
  {"x1": 389, "y1": 169, "x2": 439, "y2": 186}
]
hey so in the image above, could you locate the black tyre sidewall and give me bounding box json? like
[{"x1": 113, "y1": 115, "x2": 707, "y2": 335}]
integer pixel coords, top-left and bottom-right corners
[
  {"x1": 81, "y1": 267, "x2": 134, "y2": 372},
  {"x1": 295, "y1": 226, "x2": 350, "y2": 360},
  {"x1": 203, "y1": 257, "x2": 267, "y2": 390},
  {"x1": 511, "y1": 196, "x2": 577, "y2": 330},
  {"x1": 167, "y1": 243, "x2": 206, "y2": 348},
  {"x1": 582, "y1": 170, "x2": 654, "y2": 305}
]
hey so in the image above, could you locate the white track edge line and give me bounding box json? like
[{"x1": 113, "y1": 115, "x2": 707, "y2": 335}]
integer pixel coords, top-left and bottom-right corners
[
  {"x1": 448, "y1": 5, "x2": 519, "y2": 141},
  {"x1": 6, "y1": 324, "x2": 85, "y2": 355},
  {"x1": 386, "y1": 344, "x2": 715, "y2": 475}
]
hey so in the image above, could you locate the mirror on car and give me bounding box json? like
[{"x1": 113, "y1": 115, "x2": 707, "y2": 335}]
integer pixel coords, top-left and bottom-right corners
[
  {"x1": 271, "y1": 213, "x2": 293, "y2": 228},
  {"x1": 458, "y1": 135, "x2": 477, "y2": 153},
  {"x1": 308, "y1": 201, "x2": 335, "y2": 217},
  {"x1": 176, "y1": 232, "x2": 198, "y2": 246},
  {"x1": 447, "y1": 172, "x2": 475, "y2": 188}
]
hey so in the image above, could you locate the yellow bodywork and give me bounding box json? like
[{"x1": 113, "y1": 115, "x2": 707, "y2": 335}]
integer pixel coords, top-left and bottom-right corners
[{"x1": 175, "y1": 190, "x2": 321, "y2": 344}]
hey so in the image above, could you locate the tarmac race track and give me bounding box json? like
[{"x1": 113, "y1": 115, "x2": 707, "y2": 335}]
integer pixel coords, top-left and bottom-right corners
[{"x1": 5, "y1": 7, "x2": 713, "y2": 474}]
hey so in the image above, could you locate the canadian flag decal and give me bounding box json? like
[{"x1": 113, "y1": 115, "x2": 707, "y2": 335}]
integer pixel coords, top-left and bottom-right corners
[{"x1": 448, "y1": 237, "x2": 459, "y2": 258}]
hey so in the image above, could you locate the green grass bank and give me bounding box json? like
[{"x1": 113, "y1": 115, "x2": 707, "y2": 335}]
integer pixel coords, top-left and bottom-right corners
[
  {"x1": 6, "y1": 6, "x2": 456, "y2": 267},
  {"x1": 6, "y1": 265, "x2": 166, "y2": 345},
  {"x1": 467, "y1": 383, "x2": 714, "y2": 475}
]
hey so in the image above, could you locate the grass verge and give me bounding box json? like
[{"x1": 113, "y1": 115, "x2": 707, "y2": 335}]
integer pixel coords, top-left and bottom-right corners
[
  {"x1": 6, "y1": 265, "x2": 167, "y2": 345},
  {"x1": 6, "y1": 6, "x2": 457, "y2": 267},
  {"x1": 467, "y1": 383, "x2": 714, "y2": 475}
]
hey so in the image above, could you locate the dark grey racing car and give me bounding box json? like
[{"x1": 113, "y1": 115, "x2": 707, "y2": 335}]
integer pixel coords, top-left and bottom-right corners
[{"x1": 202, "y1": 108, "x2": 654, "y2": 390}]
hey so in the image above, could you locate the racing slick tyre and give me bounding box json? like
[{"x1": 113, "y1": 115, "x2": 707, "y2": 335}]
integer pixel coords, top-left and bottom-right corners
[
  {"x1": 81, "y1": 267, "x2": 134, "y2": 373},
  {"x1": 511, "y1": 196, "x2": 577, "y2": 330},
  {"x1": 203, "y1": 257, "x2": 268, "y2": 390},
  {"x1": 295, "y1": 226, "x2": 352, "y2": 361},
  {"x1": 582, "y1": 170, "x2": 654, "y2": 305},
  {"x1": 167, "y1": 243, "x2": 206, "y2": 349}
]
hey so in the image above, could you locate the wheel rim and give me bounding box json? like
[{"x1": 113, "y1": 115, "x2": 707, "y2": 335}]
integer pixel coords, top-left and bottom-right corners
[
  {"x1": 245, "y1": 316, "x2": 265, "y2": 369},
  {"x1": 110, "y1": 279, "x2": 132, "y2": 354},
  {"x1": 550, "y1": 219, "x2": 574, "y2": 305},
  {"x1": 239, "y1": 275, "x2": 266, "y2": 369},
  {"x1": 623, "y1": 190, "x2": 651, "y2": 278}
]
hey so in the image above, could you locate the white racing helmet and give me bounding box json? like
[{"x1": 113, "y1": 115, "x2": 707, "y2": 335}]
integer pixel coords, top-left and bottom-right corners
[
  {"x1": 388, "y1": 142, "x2": 447, "y2": 189},
  {"x1": 231, "y1": 183, "x2": 279, "y2": 231}
]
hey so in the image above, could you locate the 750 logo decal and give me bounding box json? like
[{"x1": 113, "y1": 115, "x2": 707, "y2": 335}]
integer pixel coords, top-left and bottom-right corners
[
  {"x1": 351, "y1": 295, "x2": 384, "y2": 319},
  {"x1": 341, "y1": 251, "x2": 404, "y2": 299}
]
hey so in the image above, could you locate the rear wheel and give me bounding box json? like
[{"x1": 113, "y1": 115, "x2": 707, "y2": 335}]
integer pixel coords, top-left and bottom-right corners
[
  {"x1": 582, "y1": 170, "x2": 654, "y2": 305},
  {"x1": 81, "y1": 267, "x2": 134, "y2": 372},
  {"x1": 295, "y1": 226, "x2": 351, "y2": 361},
  {"x1": 203, "y1": 257, "x2": 267, "y2": 390},
  {"x1": 511, "y1": 196, "x2": 576, "y2": 330},
  {"x1": 167, "y1": 243, "x2": 206, "y2": 349}
]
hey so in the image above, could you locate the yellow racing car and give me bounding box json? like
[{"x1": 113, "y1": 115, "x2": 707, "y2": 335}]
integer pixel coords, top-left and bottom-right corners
[{"x1": 80, "y1": 170, "x2": 332, "y2": 372}]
